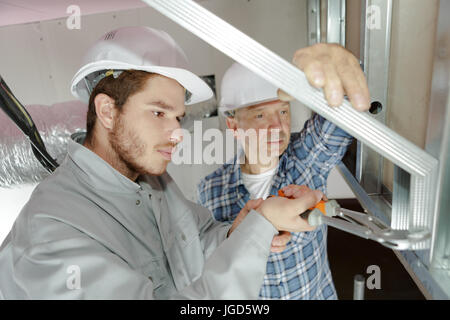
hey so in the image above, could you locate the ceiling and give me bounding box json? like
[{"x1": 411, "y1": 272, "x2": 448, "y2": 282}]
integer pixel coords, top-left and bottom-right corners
[{"x1": 0, "y1": 0, "x2": 148, "y2": 27}]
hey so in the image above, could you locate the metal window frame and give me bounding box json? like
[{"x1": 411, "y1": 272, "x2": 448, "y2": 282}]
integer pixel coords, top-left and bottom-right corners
[
  {"x1": 141, "y1": 0, "x2": 439, "y2": 251},
  {"x1": 357, "y1": 0, "x2": 393, "y2": 199},
  {"x1": 307, "y1": 0, "x2": 321, "y2": 46},
  {"x1": 327, "y1": 0, "x2": 346, "y2": 45},
  {"x1": 308, "y1": 0, "x2": 346, "y2": 46},
  {"x1": 425, "y1": 0, "x2": 450, "y2": 272}
]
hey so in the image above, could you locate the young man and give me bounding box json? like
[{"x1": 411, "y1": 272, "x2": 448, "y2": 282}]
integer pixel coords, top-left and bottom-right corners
[
  {"x1": 0, "y1": 26, "x2": 345, "y2": 299},
  {"x1": 198, "y1": 61, "x2": 369, "y2": 300}
]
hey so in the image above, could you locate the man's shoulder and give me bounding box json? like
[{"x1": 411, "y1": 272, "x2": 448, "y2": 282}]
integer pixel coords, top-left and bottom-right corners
[
  {"x1": 19, "y1": 168, "x2": 82, "y2": 214},
  {"x1": 199, "y1": 163, "x2": 235, "y2": 189},
  {"x1": 287, "y1": 131, "x2": 303, "y2": 148},
  {"x1": 18, "y1": 160, "x2": 108, "y2": 222},
  {"x1": 28, "y1": 162, "x2": 87, "y2": 205},
  {"x1": 2, "y1": 167, "x2": 87, "y2": 249},
  {"x1": 197, "y1": 163, "x2": 237, "y2": 204}
]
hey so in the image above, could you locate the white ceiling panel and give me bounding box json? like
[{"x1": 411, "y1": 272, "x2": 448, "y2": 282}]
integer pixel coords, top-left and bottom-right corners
[{"x1": 0, "y1": 0, "x2": 147, "y2": 27}]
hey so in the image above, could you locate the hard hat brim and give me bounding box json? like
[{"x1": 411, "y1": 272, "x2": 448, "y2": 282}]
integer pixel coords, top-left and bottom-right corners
[
  {"x1": 71, "y1": 61, "x2": 213, "y2": 105},
  {"x1": 218, "y1": 97, "x2": 280, "y2": 116}
]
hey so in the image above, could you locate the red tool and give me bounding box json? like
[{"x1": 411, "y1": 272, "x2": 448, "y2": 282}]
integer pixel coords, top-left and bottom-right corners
[{"x1": 269, "y1": 189, "x2": 430, "y2": 250}]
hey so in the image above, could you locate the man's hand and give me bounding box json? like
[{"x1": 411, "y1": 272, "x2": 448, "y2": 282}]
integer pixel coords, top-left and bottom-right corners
[
  {"x1": 227, "y1": 199, "x2": 292, "y2": 253},
  {"x1": 270, "y1": 231, "x2": 291, "y2": 253},
  {"x1": 257, "y1": 187, "x2": 324, "y2": 233},
  {"x1": 278, "y1": 43, "x2": 370, "y2": 112},
  {"x1": 280, "y1": 184, "x2": 328, "y2": 201}
]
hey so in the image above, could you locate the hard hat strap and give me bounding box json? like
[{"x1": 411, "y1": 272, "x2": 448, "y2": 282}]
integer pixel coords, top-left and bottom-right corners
[{"x1": 84, "y1": 69, "x2": 124, "y2": 95}]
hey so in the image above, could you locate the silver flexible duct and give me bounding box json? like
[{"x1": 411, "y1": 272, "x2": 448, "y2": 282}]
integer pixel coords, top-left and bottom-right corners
[{"x1": 0, "y1": 101, "x2": 87, "y2": 188}]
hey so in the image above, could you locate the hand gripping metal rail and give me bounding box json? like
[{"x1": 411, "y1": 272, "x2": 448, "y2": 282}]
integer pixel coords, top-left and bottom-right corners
[{"x1": 141, "y1": 0, "x2": 439, "y2": 250}]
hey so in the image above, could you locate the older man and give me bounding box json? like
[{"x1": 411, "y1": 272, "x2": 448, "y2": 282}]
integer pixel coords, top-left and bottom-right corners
[{"x1": 198, "y1": 54, "x2": 369, "y2": 299}]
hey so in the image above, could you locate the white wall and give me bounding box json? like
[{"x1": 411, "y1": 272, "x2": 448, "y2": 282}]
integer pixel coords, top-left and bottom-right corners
[
  {"x1": 0, "y1": 0, "x2": 355, "y2": 243},
  {"x1": 0, "y1": 184, "x2": 37, "y2": 243},
  {"x1": 0, "y1": 0, "x2": 309, "y2": 106}
]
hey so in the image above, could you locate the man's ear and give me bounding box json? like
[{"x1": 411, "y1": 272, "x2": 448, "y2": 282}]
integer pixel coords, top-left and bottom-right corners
[
  {"x1": 226, "y1": 116, "x2": 239, "y2": 138},
  {"x1": 94, "y1": 93, "x2": 117, "y2": 130}
]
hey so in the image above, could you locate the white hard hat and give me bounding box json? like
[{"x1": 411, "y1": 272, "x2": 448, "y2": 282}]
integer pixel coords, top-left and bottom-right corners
[
  {"x1": 71, "y1": 26, "x2": 213, "y2": 105},
  {"x1": 219, "y1": 62, "x2": 279, "y2": 116}
]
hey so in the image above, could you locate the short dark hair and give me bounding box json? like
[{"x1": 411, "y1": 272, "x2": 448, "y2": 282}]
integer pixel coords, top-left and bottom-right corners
[{"x1": 85, "y1": 70, "x2": 154, "y2": 143}]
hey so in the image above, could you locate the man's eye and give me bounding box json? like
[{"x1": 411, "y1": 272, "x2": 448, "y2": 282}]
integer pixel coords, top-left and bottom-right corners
[
  {"x1": 281, "y1": 110, "x2": 288, "y2": 115},
  {"x1": 255, "y1": 114, "x2": 263, "y2": 119},
  {"x1": 153, "y1": 111, "x2": 164, "y2": 117}
]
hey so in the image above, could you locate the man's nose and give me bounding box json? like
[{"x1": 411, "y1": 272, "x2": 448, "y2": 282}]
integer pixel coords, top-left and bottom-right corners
[
  {"x1": 268, "y1": 114, "x2": 282, "y2": 130},
  {"x1": 169, "y1": 122, "x2": 184, "y2": 145}
]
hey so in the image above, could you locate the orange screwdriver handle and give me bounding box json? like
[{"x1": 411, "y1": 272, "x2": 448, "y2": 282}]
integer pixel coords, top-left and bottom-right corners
[{"x1": 272, "y1": 189, "x2": 327, "y2": 218}]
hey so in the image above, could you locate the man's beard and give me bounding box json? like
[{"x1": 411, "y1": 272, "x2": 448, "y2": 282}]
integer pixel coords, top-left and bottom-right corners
[{"x1": 109, "y1": 114, "x2": 165, "y2": 177}]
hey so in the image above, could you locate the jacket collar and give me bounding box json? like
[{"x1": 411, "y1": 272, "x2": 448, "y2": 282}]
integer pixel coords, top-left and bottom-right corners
[{"x1": 66, "y1": 138, "x2": 143, "y2": 194}]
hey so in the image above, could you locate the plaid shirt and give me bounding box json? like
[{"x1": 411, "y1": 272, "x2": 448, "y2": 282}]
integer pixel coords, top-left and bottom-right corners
[{"x1": 197, "y1": 114, "x2": 353, "y2": 300}]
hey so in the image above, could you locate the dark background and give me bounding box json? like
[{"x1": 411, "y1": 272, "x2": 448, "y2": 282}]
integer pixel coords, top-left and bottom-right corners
[{"x1": 328, "y1": 199, "x2": 425, "y2": 300}]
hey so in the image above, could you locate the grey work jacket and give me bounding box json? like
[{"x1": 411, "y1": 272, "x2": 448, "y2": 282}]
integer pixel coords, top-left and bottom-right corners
[{"x1": 0, "y1": 139, "x2": 277, "y2": 299}]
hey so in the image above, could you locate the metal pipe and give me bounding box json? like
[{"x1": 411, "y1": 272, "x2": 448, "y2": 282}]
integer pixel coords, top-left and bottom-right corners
[{"x1": 353, "y1": 274, "x2": 365, "y2": 300}]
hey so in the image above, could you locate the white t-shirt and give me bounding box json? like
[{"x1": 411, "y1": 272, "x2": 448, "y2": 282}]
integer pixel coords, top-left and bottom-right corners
[{"x1": 241, "y1": 165, "x2": 279, "y2": 200}]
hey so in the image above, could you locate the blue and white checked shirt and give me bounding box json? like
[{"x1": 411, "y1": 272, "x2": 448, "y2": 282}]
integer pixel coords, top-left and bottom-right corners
[{"x1": 197, "y1": 114, "x2": 353, "y2": 300}]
